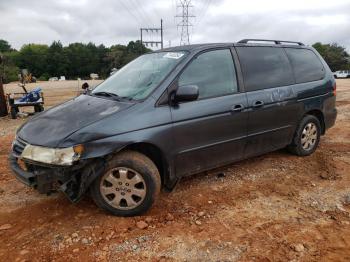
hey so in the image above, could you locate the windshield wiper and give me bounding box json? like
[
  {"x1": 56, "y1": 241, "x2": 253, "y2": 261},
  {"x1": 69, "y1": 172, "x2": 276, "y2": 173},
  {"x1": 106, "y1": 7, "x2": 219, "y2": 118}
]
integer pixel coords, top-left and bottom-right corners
[
  {"x1": 93, "y1": 91, "x2": 135, "y2": 101},
  {"x1": 93, "y1": 91, "x2": 123, "y2": 100}
]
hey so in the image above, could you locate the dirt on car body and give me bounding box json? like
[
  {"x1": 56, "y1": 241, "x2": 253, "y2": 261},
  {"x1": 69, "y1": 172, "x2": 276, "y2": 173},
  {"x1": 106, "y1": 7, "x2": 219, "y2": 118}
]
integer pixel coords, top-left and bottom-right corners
[{"x1": 0, "y1": 79, "x2": 350, "y2": 261}]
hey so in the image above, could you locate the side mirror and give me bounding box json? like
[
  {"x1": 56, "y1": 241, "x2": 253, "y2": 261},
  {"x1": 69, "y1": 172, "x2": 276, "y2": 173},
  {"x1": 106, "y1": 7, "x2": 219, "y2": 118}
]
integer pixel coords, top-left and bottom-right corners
[
  {"x1": 82, "y1": 82, "x2": 89, "y2": 90},
  {"x1": 174, "y1": 85, "x2": 199, "y2": 103}
]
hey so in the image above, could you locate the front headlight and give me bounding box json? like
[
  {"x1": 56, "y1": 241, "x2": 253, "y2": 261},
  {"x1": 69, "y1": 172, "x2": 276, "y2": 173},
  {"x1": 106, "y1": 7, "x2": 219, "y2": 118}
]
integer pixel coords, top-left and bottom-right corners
[{"x1": 21, "y1": 144, "x2": 84, "y2": 166}]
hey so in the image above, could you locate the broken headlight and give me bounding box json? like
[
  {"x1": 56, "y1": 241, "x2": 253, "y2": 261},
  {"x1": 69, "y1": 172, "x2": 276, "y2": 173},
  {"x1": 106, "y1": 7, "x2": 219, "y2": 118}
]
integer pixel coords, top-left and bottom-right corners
[{"x1": 21, "y1": 144, "x2": 84, "y2": 166}]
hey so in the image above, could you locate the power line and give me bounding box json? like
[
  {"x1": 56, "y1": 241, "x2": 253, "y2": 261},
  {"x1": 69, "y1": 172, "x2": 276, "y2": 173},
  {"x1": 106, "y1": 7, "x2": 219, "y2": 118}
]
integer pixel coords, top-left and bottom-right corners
[
  {"x1": 128, "y1": 0, "x2": 153, "y2": 26},
  {"x1": 175, "y1": 0, "x2": 195, "y2": 46},
  {"x1": 197, "y1": 0, "x2": 212, "y2": 24},
  {"x1": 134, "y1": 0, "x2": 158, "y2": 25},
  {"x1": 117, "y1": 0, "x2": 143, "y2": 26}
]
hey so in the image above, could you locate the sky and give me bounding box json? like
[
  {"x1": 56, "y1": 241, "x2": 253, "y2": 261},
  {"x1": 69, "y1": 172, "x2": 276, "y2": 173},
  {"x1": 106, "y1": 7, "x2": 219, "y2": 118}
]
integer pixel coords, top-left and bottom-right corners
[{"x1": 0, "y1": 0, "x2": 349, "y2": 51}]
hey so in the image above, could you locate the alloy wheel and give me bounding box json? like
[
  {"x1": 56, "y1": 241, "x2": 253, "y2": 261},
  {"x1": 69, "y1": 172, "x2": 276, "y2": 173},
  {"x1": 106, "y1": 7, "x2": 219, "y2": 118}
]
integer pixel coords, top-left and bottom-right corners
[
  {"x1": 100, "y1": 167, "x2": 146, "y2": 210},
  {"x1": 301, "y1": 122, "x2": 318, "y2": 150}
]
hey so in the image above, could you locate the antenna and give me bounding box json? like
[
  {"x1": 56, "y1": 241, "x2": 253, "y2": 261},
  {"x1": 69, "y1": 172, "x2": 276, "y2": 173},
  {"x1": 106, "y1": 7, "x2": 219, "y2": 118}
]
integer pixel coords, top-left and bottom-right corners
[{"x1": 175, "y1": 0, "x2": 195, "y2": 46}]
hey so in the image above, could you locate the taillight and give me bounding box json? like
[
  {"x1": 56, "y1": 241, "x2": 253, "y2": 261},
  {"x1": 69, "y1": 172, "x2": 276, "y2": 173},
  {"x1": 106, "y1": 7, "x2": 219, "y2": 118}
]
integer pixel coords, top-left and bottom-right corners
[{"x1": 333, "y1": 82, "x2": 336, "y2": 96}]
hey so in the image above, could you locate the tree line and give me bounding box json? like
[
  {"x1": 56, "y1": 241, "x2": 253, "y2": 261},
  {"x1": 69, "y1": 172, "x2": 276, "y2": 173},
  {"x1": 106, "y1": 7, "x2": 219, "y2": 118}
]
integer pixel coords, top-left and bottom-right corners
[
  {"x1": 0, "y1": 39, "x2": 349, "y2": 84},
  {"x1": 0, "y1": 39, "x2": 150, "y2": 83}
]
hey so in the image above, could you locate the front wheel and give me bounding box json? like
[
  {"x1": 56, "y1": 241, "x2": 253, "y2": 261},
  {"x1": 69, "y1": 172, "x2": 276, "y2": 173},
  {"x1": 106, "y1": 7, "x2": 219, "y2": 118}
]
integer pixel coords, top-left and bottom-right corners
[
  {"x1": 288, "y1": 115, "x2": 321, "y2": 156},
  {"x1": 90, "y1": 151, "x2": 161, "y2": 216}
]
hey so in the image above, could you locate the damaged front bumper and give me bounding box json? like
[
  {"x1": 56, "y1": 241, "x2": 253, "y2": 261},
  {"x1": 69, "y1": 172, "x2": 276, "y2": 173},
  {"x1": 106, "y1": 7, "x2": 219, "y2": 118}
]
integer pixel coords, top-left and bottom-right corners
[{"x1": 9, "y1": 142, "x2": 105, "y2": 202}]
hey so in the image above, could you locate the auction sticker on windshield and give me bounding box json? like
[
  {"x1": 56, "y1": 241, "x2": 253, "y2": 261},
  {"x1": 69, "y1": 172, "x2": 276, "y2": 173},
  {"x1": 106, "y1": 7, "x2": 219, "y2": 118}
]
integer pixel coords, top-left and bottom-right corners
[{"x1": 163, "y1": 52, "x2": 184, "y2": 59}]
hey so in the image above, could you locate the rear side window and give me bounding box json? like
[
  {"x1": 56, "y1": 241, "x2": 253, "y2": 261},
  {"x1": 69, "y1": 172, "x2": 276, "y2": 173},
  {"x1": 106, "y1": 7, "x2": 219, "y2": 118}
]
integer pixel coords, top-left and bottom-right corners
[
  {"x1": 178, "y1": 49, "x2": 238, "y2": 99},
  {"x1": 236, "y1": 47, "x2": 294, "y2": 91},
  {"x1": 285, "y1": 48, "x2": 325, "y2": 83}
]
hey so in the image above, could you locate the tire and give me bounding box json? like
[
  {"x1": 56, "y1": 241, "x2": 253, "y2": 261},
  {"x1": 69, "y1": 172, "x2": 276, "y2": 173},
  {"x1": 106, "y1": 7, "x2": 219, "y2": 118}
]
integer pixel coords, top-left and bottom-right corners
[
  {"x1": 10, "y1": 107, "x2": 17, "y2": 119},
  {"x1": 90, "y1": 150, "x2": 161, "y2": 216},
  {"x1": 288, "y1": 115, "x2": 321, "y2": 156},
  {"x1": 34, "y1": 105, "x2": 44, "y2": 113}
]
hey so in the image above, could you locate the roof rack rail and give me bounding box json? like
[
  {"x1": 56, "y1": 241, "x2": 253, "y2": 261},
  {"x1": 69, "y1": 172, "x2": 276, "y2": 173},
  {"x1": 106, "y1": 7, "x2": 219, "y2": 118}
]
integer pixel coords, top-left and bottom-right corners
[{"x1": 238, "y1": 39, "x2": 304, "y2": 46}]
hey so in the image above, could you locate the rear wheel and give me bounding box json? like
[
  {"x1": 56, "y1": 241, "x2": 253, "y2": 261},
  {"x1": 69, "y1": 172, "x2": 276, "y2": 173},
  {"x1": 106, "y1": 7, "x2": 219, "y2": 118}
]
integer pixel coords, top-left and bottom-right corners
[
  {"x1": 288, "y1": 115, "x2": 321, "y2": 156},
  {"x1": 90, "y1": 151, "x2": 161, "y2": 216}
]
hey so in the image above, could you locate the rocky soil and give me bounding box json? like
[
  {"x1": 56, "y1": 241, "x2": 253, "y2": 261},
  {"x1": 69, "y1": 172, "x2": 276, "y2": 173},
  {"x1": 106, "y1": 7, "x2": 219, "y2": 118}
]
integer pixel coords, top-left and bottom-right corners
[{"x1": 0, "y1": 79, "x2": 349, "y2": 261}]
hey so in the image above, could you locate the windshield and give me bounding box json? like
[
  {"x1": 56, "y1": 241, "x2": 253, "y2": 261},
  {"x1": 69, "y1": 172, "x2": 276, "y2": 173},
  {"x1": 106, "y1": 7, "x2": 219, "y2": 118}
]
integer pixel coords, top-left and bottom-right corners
[{"x1": 92, "y1": 51, "x2": 187, "y2": 100}]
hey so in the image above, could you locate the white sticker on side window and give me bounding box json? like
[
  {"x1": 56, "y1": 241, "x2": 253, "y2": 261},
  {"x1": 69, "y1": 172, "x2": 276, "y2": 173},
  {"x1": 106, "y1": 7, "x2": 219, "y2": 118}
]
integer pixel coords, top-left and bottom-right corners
[{"x1": 163, "y1": 52, "x2": 184, "y2": 59}]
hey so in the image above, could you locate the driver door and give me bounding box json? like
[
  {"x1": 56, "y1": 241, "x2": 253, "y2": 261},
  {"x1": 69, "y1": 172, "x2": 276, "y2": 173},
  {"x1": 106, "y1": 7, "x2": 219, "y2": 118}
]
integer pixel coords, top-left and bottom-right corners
[{"x1": 170, "y1": 48, "x2": 248, "y2": 177}]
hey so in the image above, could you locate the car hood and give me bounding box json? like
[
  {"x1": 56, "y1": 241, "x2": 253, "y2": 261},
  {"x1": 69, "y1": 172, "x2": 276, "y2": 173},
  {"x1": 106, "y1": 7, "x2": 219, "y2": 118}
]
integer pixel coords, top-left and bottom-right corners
[{"x1": 17, "y1": 95, "x2": 134, "y2": 147}]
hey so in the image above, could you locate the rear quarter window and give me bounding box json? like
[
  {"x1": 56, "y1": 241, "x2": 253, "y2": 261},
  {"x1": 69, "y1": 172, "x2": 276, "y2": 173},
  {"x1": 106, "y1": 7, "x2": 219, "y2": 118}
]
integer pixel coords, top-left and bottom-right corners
[
  {"x1": 284, "y1": 48, "x2": 325, "y2": 83},
  {"x1": 236, "y1": 46, "x2": 294, "y2": 92}
]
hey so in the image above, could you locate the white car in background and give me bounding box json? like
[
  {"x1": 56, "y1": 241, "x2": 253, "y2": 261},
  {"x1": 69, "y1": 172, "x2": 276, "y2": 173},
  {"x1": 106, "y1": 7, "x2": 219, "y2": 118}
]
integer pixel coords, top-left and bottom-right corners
[
  {"x1": 110, "y1": 68, "x2": 118, "y2": 76},
  {"x1": 333, "y1": 70, "x2": 350, "y2": 78},
  {"x1": 90, "y1": 73, "x2": 99, "y2": 80}
]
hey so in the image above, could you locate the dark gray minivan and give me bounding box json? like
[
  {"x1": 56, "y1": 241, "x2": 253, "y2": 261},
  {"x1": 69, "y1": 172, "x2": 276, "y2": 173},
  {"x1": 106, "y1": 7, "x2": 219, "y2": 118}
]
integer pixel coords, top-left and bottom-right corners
[{"x1": 10, "y1": 39, "x2": 337, "y2": 216}]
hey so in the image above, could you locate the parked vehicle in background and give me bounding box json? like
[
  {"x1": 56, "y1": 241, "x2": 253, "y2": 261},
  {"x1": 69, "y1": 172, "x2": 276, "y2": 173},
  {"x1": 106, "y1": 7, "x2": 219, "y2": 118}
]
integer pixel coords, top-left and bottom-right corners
[
  {"x1": 333, "y1": 70, "x2": 350, "y2": 78},
  {"x1": 110, "y1": 68, "x2": 118, "y2": 76},
  {"x1": 19, "y1": 69, "x2": 36, "y2": 83},
  {"x1": 49, "y1": 77, "x2": 58, "y2": 81},
  {"x1": 10, "y1": 39, "x2": 337, "y2": 216},
  {"x1": 90, "y1": 73, "x2": 99, "y2": 79},
  {"x1": 59, "y1": 76, "x2": 66, "y2": 81}
]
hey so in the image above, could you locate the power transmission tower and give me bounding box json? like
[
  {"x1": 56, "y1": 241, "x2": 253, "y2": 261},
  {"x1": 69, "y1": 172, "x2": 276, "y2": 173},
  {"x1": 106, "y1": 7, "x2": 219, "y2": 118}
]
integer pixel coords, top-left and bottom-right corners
[
  {"x1": 140, "y1": 19, "x2": 164, "y2": 49},
  {"x1": 175, "y1": 0, "x2": 195, "y2": 46}
]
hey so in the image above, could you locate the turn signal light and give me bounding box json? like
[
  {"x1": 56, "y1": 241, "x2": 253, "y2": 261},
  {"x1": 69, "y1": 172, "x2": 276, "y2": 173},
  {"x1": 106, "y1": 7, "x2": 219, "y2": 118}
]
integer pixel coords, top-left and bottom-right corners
[{"x1": 73, "y1": 144, "x2": 85, "y2": 155}]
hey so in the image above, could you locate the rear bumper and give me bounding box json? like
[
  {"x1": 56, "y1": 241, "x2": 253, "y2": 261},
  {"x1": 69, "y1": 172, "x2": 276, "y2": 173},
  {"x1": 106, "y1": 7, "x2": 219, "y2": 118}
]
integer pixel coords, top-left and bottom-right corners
[{"x1": 324, "y1": 108, "x2": 337, "y2": 131}]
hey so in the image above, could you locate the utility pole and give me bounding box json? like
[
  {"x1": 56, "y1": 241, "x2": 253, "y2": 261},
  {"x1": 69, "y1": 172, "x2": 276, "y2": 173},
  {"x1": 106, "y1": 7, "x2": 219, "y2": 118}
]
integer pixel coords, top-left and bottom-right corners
[
  {"x1": 0, "y1": 54, "x2": 8, "y2": 117},
  {"x1": 140, "y1": 19, "x2": 164, "y2": 49},
  {"x1": 175, "y1": 0, "x2": 195, "y2": 46}
]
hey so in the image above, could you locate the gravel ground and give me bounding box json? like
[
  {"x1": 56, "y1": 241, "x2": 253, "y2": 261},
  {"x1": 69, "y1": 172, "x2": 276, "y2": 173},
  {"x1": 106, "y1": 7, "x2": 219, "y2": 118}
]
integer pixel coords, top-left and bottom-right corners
[{"x1": 0, "y1": 79, "x2": 349, "y2": 261}]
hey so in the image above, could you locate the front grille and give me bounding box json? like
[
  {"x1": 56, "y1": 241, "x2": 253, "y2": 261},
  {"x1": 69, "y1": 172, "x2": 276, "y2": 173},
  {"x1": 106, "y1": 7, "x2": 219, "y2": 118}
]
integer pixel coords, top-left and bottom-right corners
[{"x1": 12, "y1": 137, "x2": 27, "y2": 158}]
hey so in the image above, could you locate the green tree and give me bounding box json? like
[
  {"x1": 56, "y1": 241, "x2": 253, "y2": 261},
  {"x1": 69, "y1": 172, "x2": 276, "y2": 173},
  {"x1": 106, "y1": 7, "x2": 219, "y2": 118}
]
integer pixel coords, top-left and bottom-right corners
[
  {"x1": 104, "y1": 41, "x2": 150, "y2": 76},
  {"x1": 123, "y1": 40, "x2": 150, "y2": 64},
  {"x1": 2, "y1": 52, "x2": 20, "y2": 83},
  {"x1": 0, "y1": 39, "x2": 12, "y2": 53},
  {"x1": 0, "y1": 40, "x2": 20, "y2": 83},
  {"x1": 65, "y1": 42, "x2": 97, "y2": 78},
  {"x1": 0, "y1": 38, "x2": 151, "y2": 80},
  {"x1": 17, "y1": 44, "x2": 49, "y2": 78},
  {"x1": 47, "y1": 41, "x2": 69, "y2": 77},
  {"x1": 313, "y1": 42, "x2": 350, "y2": 71},
  {"x1": 104, "y1": 44, "x2": 127, "y2": 72}
]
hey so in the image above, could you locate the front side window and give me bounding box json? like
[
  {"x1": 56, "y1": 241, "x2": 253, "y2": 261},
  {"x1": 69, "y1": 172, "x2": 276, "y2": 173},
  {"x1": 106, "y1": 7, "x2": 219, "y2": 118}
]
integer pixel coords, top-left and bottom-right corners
[
  {"x1": 285, "y1": 48, "x2": 325, "y2": 83},
  {"x1": 236, "y1": 46, "x2": 294, "y2": 91},
  {"x1": 92, "y1": 51, "x2": 187, "y2": 100},
  {"x1": 178, "y1": 49, "x2": 238, "y2": 99}
]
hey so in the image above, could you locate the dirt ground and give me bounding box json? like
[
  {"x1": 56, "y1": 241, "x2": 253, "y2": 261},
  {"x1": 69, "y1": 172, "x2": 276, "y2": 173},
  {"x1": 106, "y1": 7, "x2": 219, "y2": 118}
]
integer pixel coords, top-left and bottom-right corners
[{"x1": 0, "y1": 79, "x2": 350, "y2": 261}]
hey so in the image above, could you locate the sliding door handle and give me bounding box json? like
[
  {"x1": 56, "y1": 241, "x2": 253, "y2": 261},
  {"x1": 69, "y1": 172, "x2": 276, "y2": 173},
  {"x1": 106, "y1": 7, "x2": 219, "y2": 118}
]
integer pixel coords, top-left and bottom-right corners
[
  {"x1": 231, "y1": 104, "x2": 245, "y2": 112},
  {"x1": 252, "y1": 100, "x2": 264, "y2": 108}
]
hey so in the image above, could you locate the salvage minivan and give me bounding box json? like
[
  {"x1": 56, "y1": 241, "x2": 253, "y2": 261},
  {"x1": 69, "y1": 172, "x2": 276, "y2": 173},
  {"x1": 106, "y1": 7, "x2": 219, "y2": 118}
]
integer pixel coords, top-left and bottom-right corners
[{"x1": 10, "y1": 39, "x2": 337, "y2": 216}]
